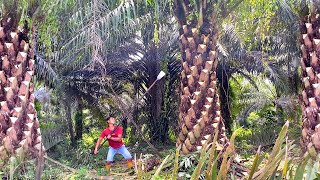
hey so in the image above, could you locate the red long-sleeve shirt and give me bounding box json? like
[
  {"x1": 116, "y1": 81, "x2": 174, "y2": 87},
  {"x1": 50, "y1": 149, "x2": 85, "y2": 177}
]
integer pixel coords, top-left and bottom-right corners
[{"x1": 99, "y1": 127, "x2": 124, "y2": 149}]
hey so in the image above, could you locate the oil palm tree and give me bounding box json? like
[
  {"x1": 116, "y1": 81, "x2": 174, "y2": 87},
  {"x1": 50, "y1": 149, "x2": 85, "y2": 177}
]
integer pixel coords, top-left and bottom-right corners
[
  {"x1": 172, "y1": 0, "x2": 242, "y2": 154},
  {"x1": 0, "y1": 0, "x2": 45, "y2": 163},
  {"x1": 298, "y1": 1, "x2": 320, "y2": 153},
  {"x1": 128, "y1": 23, "x2": 179, "y2": 143}
]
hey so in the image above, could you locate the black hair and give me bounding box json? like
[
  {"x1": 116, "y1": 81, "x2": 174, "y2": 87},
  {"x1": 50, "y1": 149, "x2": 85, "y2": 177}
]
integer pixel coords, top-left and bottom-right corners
[{"x1": 106, "y1": 116, "x2": 113, "y2": 121}]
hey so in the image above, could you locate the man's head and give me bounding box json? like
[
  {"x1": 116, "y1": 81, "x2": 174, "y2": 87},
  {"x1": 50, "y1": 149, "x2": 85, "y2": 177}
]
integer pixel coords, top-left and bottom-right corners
[{"x1": 107, "y1": 116, "x2": 116, "y2": 125}]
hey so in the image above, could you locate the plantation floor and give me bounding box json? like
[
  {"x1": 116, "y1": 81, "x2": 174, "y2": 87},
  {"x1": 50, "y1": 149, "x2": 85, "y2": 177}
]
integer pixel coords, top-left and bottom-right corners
[{"x1": 4, "y1": 126, "x2": 302, "y2": 179}]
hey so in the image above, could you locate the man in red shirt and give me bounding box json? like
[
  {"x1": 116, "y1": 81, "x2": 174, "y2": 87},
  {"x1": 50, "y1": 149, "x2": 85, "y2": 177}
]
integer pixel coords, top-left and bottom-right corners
[{"x1": 94, "y1": 116, "x2": 133, "y2": 171}]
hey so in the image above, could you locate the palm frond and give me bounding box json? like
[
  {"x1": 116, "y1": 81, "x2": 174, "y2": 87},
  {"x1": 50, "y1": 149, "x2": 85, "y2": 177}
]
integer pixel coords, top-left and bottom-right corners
[
  {"x1": 234, "y1": 74, "x2": 300, "y2": 127},
  {"x1": 0, "y1": 0, "x2": 21, "y2": 24},
  {"x1": 263, "y1": 62, "x2": 290, "y2": 94},
  {"x1": 99, "y1": 20, "x2": 179, "y2": 96},
  {"x1": 218, "y1": 24, "x2": 244, "y2": 59},
  {"x1": 275, "y1": 0, "x2": 298, "y2": 25},
  {"x1": 218, "y1": 23, "x2": 300, "y2": 97},
  {"x1": 232, "y1": 70, "x2": 258, "y2": 90},
  {"x1": 42, "y1": 125, "x2": 65, "y2": 150},
  {"x1": 274, "y1": 96, "x2": 299, "y2": 119},
  {"x1": 234, "y1": 77, "x2": 276, "y2": 125},
  {"x1": 217, "y1": 24, "x2": 261, "y2": 74},
  {"x1": 35, "y1": 54, "x2": 60, "y2": 88},
  {"x1": 50, "y1": 0, "x2": 151, "y2": 71}
]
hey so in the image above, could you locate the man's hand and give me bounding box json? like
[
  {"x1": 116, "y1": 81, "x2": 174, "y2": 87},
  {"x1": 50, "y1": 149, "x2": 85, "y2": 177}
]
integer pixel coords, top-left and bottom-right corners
[
  {"x1": 107, "y1": 134, "x2": 111, "y2": 139},
  {"x1": 94, "y1": 149, "x2": 99, "y2": 155}
]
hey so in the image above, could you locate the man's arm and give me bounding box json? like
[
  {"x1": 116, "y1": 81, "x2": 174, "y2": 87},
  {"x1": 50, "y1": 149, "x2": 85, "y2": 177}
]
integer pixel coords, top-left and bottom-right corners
[
  {"x1": 109, "y1": 135, "x2": 122, "y2": 142},
  {"x1": 109, "y1": 127, "x2": 122, "y2": 142},
  {"x1": 94, "y1": 137, "x2": 103, "y2": 154}
]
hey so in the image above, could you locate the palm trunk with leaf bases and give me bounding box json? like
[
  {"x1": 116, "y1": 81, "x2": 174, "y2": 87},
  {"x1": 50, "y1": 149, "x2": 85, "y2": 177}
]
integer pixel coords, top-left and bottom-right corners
[
  {"x1": 0, "y1": 10, "x2": 44, "y2": 163},
  {"x1": 174, "y1": 1, "x2": 229, "y2": 154},
  {"x1": 300, "y1": 6, "x2": 320, "y2": 153}
]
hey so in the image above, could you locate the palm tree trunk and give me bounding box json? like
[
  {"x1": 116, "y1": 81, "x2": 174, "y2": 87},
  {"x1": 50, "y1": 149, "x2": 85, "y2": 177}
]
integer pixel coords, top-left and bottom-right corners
[
  {"x1": 147, "y1": 53, "x2": 166, "y2": 143},
  {"x1": 75, "y1": 99, "x2": 83, "y2": 141},
  {"x1": 64, "y1": 101, "x2": 75, "y2": 146},
  {"x1": 149, "y1": 76, "x2": 166, "y2": 142},
  {"x1": 300, "y1": 9, "x2": 320, "y2": 153},
  {"x1": 0, "y1": 17, "x2": 43, "y2": 163},
  {"x1": 174, "y1": 1, "x2": 229, "y2": 154},
  {"x1": 217, "y1": 64, "x2": 232, "y2": 134}
]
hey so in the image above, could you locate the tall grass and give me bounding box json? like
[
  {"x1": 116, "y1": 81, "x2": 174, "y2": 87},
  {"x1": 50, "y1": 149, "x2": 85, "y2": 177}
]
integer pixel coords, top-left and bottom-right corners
[{"x1": 149, "y1": 121, "x2": 319, "y2": 180}]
